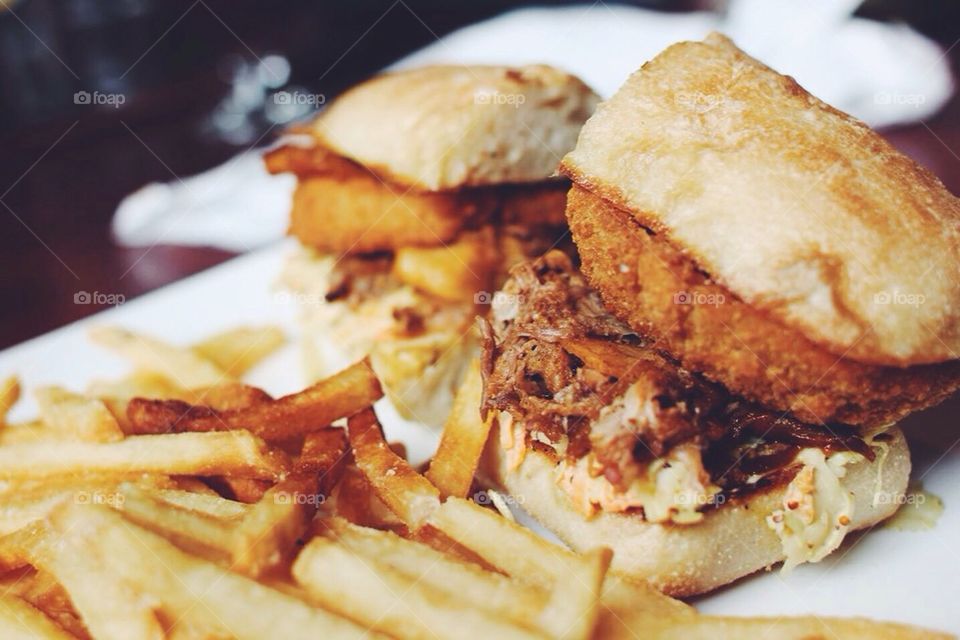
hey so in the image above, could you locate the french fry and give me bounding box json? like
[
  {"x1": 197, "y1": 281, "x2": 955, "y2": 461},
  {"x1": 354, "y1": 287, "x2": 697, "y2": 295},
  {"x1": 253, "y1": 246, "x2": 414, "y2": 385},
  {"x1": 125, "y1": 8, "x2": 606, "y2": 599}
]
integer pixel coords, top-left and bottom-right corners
[
  {"x1": 152, "y1": 488, "x2": 249, "y2": 519},
  {"x1": 125, "y1": 359, "x2": 382, "y2": 441},
  {"x1": 0, "y1": 569, "x2": 87, "y2": 640},
  {"x1": 87, "y1": 370, "x2": 183, "y2": 402},
  {"x1": 191, "y1": 325, "x2": 286, "y2": 378},
  {"x1": 0, "y1": 431, "x2": 288, "y2": 481},
  {"x1": 428, "y1": 497, "x2": 568, "y2": 587},
  {"x1": 2, "y1": 521, "x2": 166, "y2": 640},
  {"x1": 35, "y1": 387, "x2": 124, "y2": 443},
  {"x1": 346, "y1": 408, "x2": 439, "y2": 529},
  {"x1": 112, "y1": 483, "x2": 238, "y2": 561},
  {"x1": 229, "y1": 475, "x2": 317, "y2": 576},
  {"x1": 0, "y1": 594, "x2": 77, "y2": 640},
  {"x1": 0, "y1": 376, "x2": 20, "y2": 425},
  {"x1": 295, "y1": 428, "x2": 350, "y2": 496},
  {"x1": 537, "y1": 547, "x2": 610, "y2": 640},
  {"x1": 0, "y1": 421, "x2": 55, "y2": 446},
  {"x1": 92, "y1": 374, "x2": 269, "y2": 432},
  {"x1": 293, "y1": 537, "x2": 544, "y2": 640},
  {"x1": 604, "y1": 614, "x2": 950, "y2": 640},
  {"x1": 50, "y1": 504, "x2": 376, "y2": 640},
  {"x1": 89, "y1": 326, "x2": 228, "y2": 389},
  {"x1": 210, "y1": 476, "x2": 273, "y2": 503},
  {"x1": 329, "y1": 466, "x2": 402, "y2": 529},
  {"x1": 426, "y1": 360, "x2": 492, "y2": 498},
  {"x1": 322, "y1": 517, "x2": 548, "y2": 624}
]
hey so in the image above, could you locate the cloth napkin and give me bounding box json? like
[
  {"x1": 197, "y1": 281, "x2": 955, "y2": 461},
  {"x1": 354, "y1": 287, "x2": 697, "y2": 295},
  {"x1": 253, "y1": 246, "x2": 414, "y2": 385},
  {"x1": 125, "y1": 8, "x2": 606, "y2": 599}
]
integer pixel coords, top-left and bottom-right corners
[{"x1": 113, "y1": 1, "x2": 955, "y2": 251}]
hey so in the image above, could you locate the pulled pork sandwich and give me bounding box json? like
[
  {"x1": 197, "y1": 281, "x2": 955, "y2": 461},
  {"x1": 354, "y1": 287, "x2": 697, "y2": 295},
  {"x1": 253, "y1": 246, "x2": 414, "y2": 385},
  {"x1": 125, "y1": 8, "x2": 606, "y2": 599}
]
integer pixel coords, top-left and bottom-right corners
[
  {"x1": 478, "y1": 34, "x2": 960, "y2": 597},
  {"x1": 267, "y1": 65, "x2": 598, "y2": 425}
]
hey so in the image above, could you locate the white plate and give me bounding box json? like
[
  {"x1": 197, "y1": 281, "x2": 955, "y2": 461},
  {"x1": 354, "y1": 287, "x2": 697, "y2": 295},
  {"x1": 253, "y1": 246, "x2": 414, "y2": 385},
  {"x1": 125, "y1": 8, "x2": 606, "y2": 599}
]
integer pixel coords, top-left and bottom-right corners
[{"x1": 3, "y1": 238, "x2": 957, "y2": 634}]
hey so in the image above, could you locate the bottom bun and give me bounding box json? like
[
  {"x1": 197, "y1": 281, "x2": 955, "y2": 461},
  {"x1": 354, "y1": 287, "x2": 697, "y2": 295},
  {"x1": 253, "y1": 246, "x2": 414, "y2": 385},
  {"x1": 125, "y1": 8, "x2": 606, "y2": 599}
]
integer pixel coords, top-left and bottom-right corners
[{"x1": 479, "y1": 422, "x2": 910, "y2": 597}]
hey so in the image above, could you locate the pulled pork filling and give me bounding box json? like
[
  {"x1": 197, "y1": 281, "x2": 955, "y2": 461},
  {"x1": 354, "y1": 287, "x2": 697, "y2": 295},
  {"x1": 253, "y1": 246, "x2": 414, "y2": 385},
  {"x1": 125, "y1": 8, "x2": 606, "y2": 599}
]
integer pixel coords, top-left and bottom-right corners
[{"x1": 480, "y1": 251, "x2": 873, "y2": 523}]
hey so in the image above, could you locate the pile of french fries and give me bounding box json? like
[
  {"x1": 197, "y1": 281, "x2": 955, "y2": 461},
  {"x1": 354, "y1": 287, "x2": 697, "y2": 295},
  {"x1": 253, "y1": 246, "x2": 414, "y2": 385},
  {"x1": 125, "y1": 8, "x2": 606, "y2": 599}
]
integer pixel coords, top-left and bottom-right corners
[{"x1": 0, "y1": 326, "x2": 944, "y2": 639}]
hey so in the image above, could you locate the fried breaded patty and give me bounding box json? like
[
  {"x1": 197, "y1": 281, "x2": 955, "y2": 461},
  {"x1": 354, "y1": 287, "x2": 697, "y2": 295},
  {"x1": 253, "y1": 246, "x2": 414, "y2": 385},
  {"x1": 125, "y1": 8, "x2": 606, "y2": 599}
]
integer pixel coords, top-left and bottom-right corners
[
  {"x1": 566, "y1": 184, "x2": 960, "y2": 427},
  {"x1": 267, "y1": 143, "x2": 569, "y2": 255}
]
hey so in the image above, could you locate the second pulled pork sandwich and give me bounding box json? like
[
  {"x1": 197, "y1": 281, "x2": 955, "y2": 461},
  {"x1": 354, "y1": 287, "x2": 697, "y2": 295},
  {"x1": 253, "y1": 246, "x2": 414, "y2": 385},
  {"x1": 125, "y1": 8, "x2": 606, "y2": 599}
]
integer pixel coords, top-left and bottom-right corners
[
  {"x1": 267, "y1": 65, "x2": 598, "y2": 425},
  {"x1": 478, "y1": 34, "x2": 960, "y2": 596}
]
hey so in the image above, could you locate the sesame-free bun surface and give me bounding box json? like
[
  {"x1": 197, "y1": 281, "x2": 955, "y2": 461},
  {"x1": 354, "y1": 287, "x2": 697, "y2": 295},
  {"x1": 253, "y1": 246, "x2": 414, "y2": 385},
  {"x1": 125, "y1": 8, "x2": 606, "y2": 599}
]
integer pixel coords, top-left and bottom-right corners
[
  {"x1": 314, "y1": 65, "x2": 599, "y2": 191},
  {"x1": 561, "y1": 33, "x2": 960, "y2": 367},
  {"x1": 480, "y1": 421, "x2": 910, "y2": 597}
]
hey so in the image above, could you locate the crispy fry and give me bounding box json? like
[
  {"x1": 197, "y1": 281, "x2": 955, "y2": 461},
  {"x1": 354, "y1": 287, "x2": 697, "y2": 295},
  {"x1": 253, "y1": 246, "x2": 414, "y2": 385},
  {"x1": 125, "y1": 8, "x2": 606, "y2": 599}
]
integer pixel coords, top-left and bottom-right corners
[
  {"x1": 0, "y1": 569, "x2": 87, "y2": 640},
  {"x1": 329, "y1": 466, "x2": 402, "y2": 528},
  {"x1": 322, "y1": 517, "x2": 547, "y2": 625},
  {"x1": 346, "y1": 408, "x2": 439, "y2": 529},
  {"x1": 126, "y1": 360, "x2": 382, "y2": 440},
  {"x1": 35, "y1": 387, "x2": 124, "y2": 443},
  {"x1": 210, "y1": 476, "x2": 273, "y2": 503},
  {"x1": 89, "y1": 326, "x2": 228, "y2": 389},
  {"x1": 191, "y1": 325, "x2": 286, "y2": 378},
  {"x1": 426, "y1": 360, "x2": 492, "y2": 498},
  {"x1": 152, "y1": 488, "x2": 249, "y2": 519},
  {"x1": 114, "y1": 485, "x2": 237, "y2": 561},
  {"x1": 0, "y1": 431, "x2": 288, "y2": 481},
  {"x1": 230, "y1": 475, "x2": 317, "y2": 576},
  {"x1": 0, "y1": 376, "x2": 21, "y2": 425},
  {"x1": 0, "y1": 594, "x2": 77, "y2": 640},
  {"x1": 2, "y1": 520, "x2": 166, "y2": 640},
  {"x1": 50, "y1": 504, "x2": 375, "y2": 640},
  {"x1": 601, "y1": 615, "x2": 950, "y2": 640},
  {"x1": 537, "y1": 547, "x2": 610, "y2": 640},
  {"x1": 295, "y1": 428, "x2": 350, "y2": 496},
  {"x1": 293, "y1": 537, "x2": 544, "y2": 640}
]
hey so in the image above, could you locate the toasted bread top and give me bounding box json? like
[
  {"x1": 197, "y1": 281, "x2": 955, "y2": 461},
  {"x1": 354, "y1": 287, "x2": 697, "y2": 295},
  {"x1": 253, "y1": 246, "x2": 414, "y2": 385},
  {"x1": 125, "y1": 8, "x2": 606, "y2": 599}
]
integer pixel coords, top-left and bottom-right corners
[
  {"x1": 561, "y1": 33, "x2": 960, "y2": 366},
  {"x1": 313, "y1": 64, "x2": 598, "y2": 192}
]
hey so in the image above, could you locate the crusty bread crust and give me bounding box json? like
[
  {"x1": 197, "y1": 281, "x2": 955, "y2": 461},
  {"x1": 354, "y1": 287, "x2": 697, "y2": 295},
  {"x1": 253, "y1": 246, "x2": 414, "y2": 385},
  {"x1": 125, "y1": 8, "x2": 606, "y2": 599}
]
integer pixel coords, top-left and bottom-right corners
[
  {"x1": 315, "y1": 65, "x2": 599, "y2": 191},
  {"x1": 561, "y1": 33, "x2": 960, "y2": 367},
  {"x1": 480, "y1": 420, "x2": 910, "y2": 597},
  {"x1": 566, "y1": 185, "x2": 960, "y2": 427}
]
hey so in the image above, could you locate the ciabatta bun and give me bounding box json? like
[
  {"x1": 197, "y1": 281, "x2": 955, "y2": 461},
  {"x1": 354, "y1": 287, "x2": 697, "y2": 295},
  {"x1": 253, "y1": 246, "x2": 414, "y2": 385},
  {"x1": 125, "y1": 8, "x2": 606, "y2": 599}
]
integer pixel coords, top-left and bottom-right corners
[
  {"x1": 314, "y1": 65, "x2": 599, "y2": 191},
  {"x1": 561, "y1": 33, "x2": 960, "y2": 367}
]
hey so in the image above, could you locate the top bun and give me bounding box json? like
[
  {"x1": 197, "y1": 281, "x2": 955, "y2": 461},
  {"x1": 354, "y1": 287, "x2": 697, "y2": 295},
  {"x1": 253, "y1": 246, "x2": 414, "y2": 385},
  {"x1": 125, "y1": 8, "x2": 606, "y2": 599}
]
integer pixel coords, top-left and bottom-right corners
[
  {"x1": 312, "y1": 65, "x2": 599, "y2": 192},
  {"x1": 561, "y1": 33, "x2": 960, "y2": 367}
]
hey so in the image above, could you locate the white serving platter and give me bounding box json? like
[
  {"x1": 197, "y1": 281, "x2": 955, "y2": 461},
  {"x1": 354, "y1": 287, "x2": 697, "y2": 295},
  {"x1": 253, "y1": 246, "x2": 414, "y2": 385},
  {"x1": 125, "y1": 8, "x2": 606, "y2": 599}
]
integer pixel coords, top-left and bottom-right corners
[{"x1": 2, "y1": 238, "x2": 956, "y2": 634}]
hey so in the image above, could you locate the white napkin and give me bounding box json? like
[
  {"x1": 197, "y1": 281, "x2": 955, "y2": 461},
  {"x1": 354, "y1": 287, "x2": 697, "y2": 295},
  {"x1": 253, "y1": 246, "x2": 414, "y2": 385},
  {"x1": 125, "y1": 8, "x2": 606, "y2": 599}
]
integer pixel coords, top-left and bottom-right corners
[{"x1": 112, "y1": 1, "x2": 954, "y2": 251}]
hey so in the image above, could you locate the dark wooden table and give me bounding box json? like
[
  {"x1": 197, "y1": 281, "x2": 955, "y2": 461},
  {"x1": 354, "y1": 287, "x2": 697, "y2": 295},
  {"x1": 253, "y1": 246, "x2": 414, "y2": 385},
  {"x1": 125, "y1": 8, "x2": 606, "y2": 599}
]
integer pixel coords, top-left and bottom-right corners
[{"x1": 1, "y1": 0, "x2": 959, "y2": 349}]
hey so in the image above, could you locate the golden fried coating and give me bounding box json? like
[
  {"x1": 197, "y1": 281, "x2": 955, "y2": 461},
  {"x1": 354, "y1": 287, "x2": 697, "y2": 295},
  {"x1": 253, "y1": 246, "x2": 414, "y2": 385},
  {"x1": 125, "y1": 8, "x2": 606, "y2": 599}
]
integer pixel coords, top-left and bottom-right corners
[
  {"x1": 268, "y1": 144, "x2": 568, "y2": 255},
  {"x1": 566, "y1": 185, "x2": 960, "y2": 427}
]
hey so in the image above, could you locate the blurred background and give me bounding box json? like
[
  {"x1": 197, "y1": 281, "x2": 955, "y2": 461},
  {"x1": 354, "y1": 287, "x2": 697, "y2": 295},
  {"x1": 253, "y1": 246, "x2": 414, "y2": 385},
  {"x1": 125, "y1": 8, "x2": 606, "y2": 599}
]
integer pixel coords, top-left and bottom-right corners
[{"x1": 1, "y1": 0, "x2": 959, "y2": 349}]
